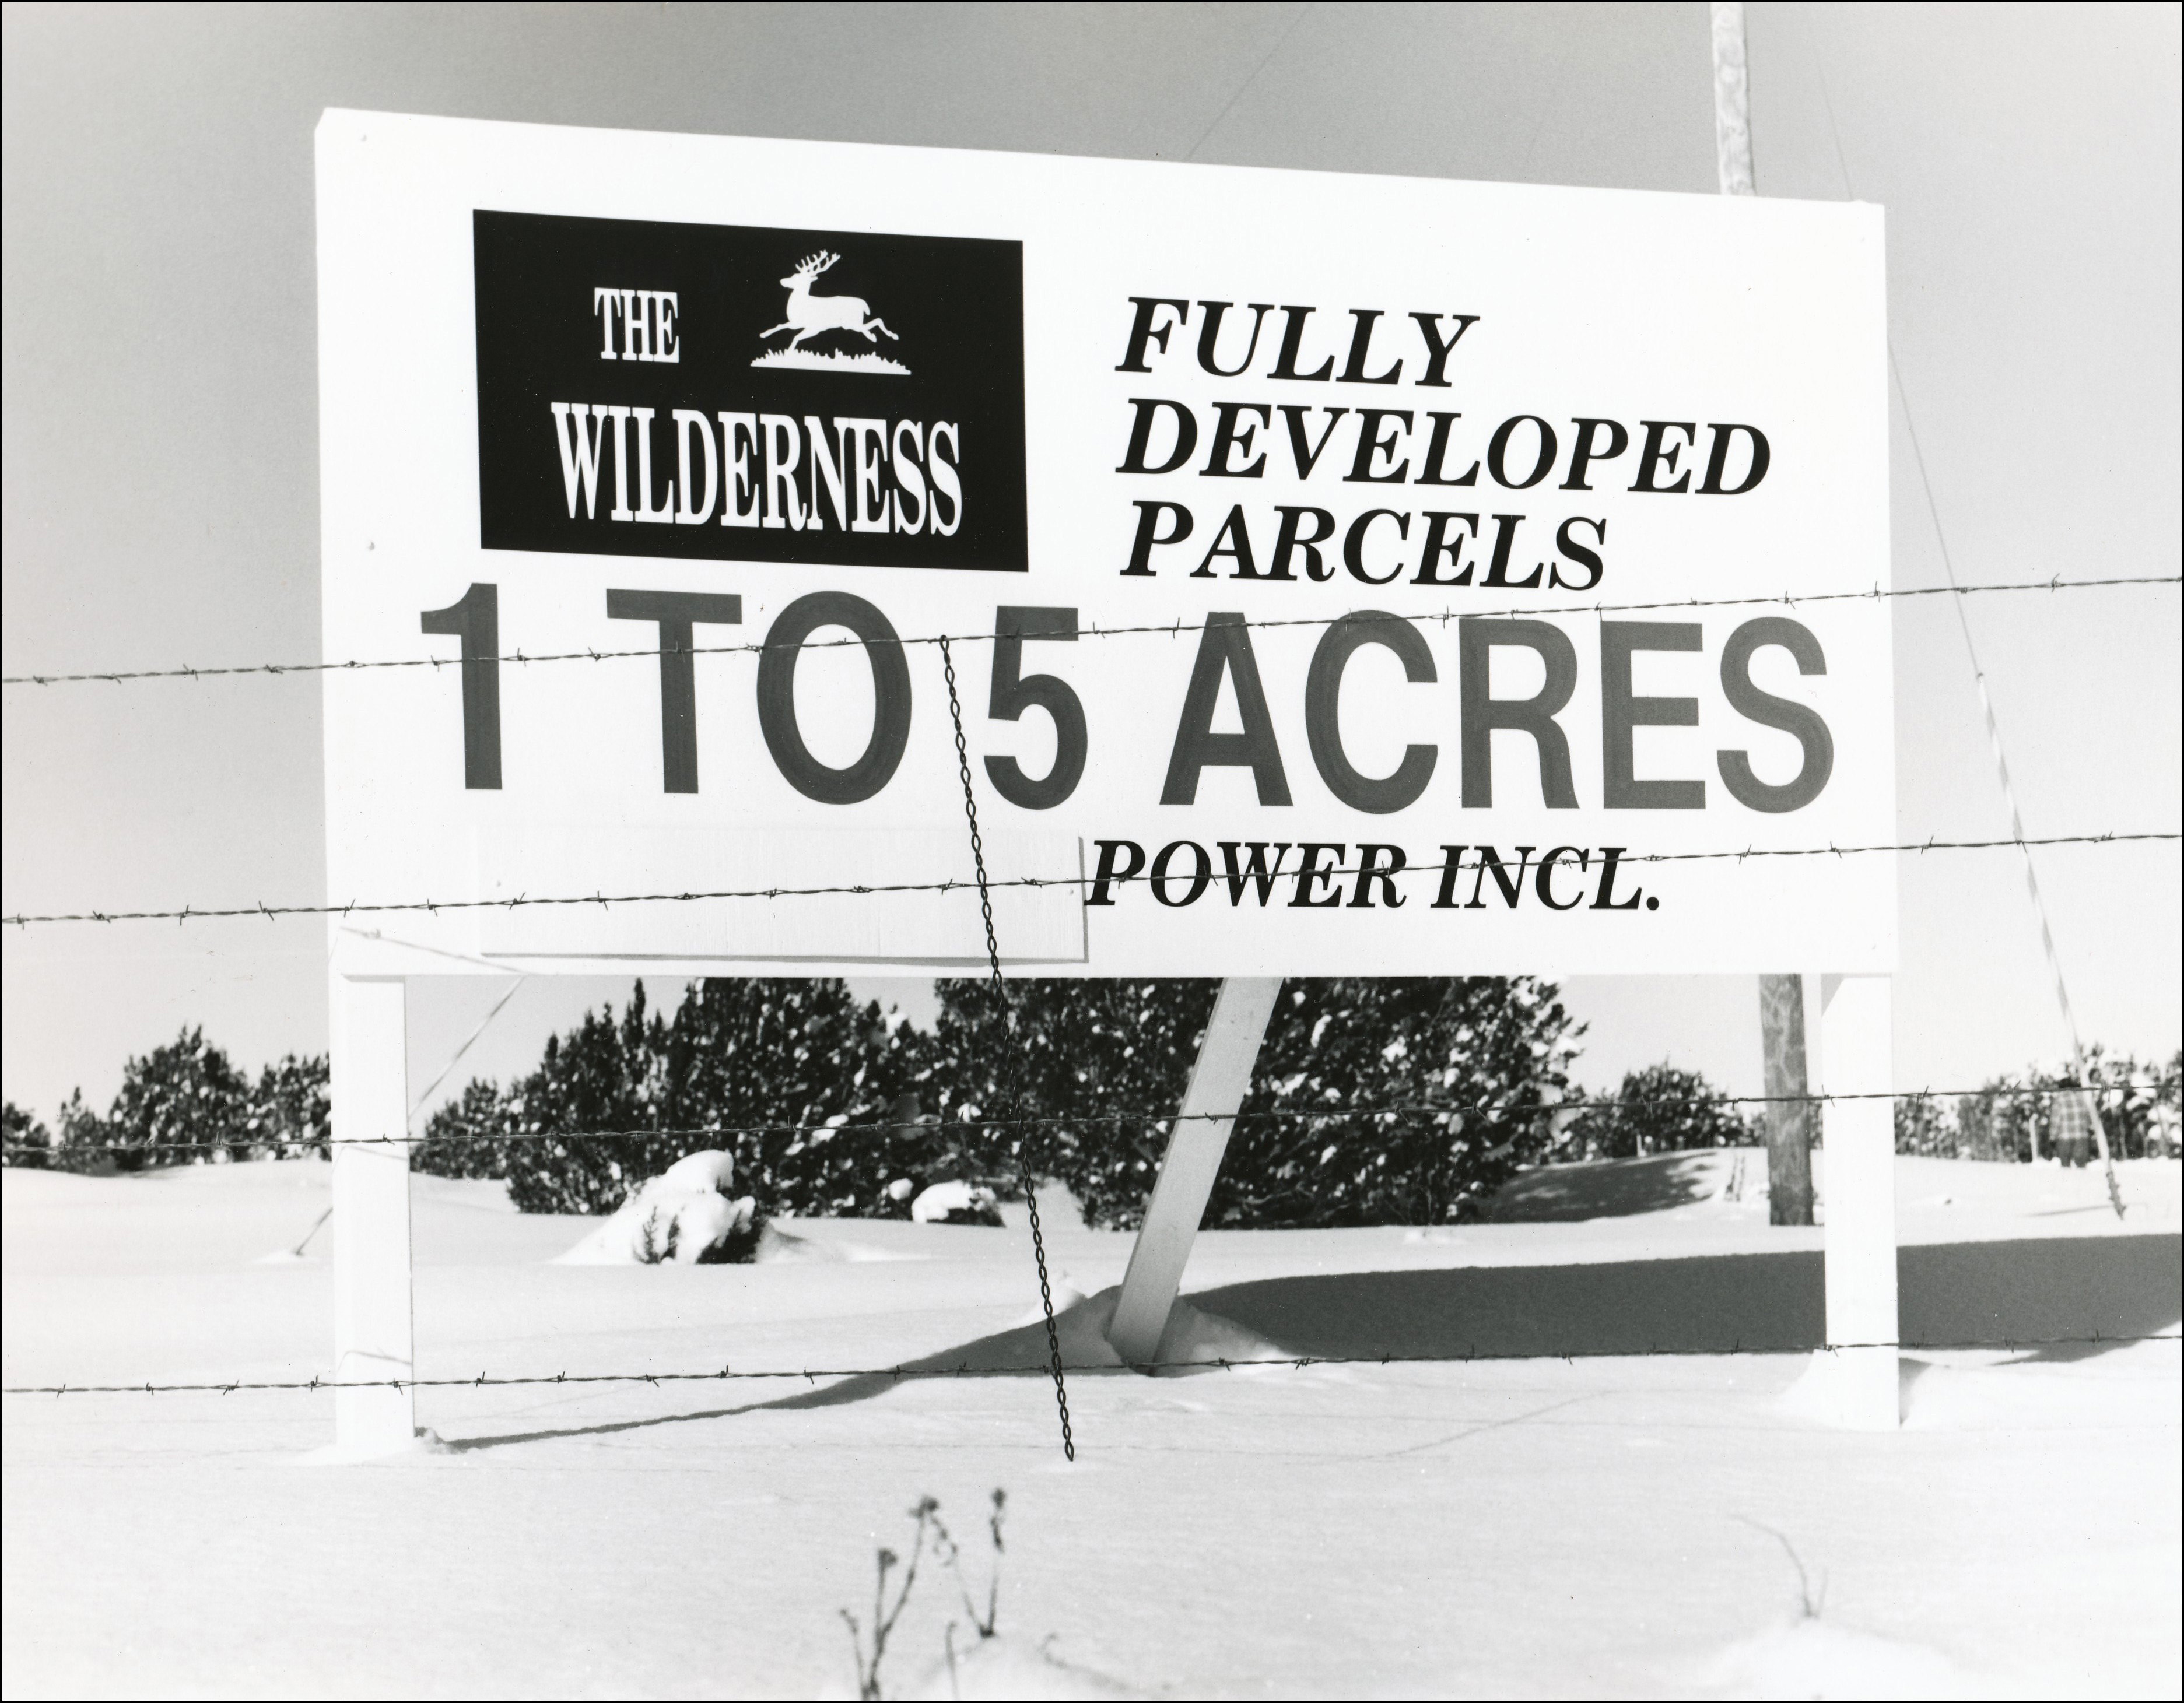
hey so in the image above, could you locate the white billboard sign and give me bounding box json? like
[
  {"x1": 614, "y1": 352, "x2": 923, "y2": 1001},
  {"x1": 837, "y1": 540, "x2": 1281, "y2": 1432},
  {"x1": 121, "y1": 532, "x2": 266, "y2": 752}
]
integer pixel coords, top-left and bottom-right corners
[{"x1": 317, "y1": 110, "x2": 1891, "y2": 979}]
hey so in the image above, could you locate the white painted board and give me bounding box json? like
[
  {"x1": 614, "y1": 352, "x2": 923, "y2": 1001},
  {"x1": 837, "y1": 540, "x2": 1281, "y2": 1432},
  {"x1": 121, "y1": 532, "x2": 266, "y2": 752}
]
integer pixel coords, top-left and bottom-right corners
[{"x1": 317, "y1": 110, "x2": 1892, "y2": 978}]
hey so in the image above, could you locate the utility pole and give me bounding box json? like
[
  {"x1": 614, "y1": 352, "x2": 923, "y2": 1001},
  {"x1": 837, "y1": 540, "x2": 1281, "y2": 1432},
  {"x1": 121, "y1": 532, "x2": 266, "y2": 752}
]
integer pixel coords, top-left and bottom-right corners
[
  {"x1": 1759, "y1": 975, "x2": 1817, "y2": 1223},
  {"x1": 1712, "y1": 2, "x2": 1816, "y2": 1225}
]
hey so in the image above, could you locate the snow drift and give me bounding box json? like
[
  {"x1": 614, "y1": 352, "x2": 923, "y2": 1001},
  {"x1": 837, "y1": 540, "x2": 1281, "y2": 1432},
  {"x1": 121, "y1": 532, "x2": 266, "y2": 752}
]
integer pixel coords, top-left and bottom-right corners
[{"x1": 910, "y1": 1180, "x2": 1004, "y2": 1226}]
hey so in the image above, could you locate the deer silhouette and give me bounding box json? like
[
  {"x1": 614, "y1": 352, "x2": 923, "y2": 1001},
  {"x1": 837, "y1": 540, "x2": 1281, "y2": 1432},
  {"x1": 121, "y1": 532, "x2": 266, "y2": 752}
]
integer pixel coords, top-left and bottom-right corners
[{"x1": 759, "y1": 251, "x2": 898, "y2": 352}]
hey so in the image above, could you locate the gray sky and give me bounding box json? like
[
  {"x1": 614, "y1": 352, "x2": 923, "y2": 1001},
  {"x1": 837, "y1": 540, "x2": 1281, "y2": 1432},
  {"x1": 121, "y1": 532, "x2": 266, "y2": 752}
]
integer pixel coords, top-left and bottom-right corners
[{"x1": 3, "y1": 2, "x2": 2178, "y2": 1119}]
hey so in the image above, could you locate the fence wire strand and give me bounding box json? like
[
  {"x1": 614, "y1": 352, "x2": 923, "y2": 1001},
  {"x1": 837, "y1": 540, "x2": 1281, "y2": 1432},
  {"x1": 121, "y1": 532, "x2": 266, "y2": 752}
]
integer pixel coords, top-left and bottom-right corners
[
  {"x1": 2, "y1": 1077, "x2": 2172, "y2": 1163},
  {"x1": 5, "y1": 574, "x2": 2176, "y2": 689},
  {"x1": 5, "y1": 831, "x2": 2175, "y2": 928},
  {"x1": 6, "y1": 571, "x2": 2176, "y2": 1420},
  {"x1": 6, "y1": 1332, "x2": 2175, "y2": 1399}
]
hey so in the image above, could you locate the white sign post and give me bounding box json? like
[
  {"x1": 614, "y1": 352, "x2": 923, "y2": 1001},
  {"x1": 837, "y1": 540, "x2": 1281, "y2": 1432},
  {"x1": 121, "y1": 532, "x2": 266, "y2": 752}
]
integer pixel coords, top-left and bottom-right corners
[
  {"x1": 317, "y1": 110, "x2": 1898, "y2": 1452},
  {"x1": 1816, "y1": 974, "x2": 1899, "y2": 1427},
  {"x1": 327, "y1": 974, "x2": 418, "y2": 1455}
]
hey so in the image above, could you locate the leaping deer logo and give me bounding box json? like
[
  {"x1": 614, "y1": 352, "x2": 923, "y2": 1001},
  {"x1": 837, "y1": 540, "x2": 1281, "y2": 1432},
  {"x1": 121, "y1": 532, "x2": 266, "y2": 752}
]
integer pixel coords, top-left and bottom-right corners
[{"x1": 753, "y1": 250, "x2": 906, "y2": 373}]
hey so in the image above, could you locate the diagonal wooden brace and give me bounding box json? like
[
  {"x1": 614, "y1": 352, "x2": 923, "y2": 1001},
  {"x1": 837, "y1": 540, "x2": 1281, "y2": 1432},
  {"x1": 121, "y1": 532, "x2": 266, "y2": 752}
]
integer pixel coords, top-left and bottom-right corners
[{"x1": 1107, "y1": 977, "x2": 1282, "y2": 1366}]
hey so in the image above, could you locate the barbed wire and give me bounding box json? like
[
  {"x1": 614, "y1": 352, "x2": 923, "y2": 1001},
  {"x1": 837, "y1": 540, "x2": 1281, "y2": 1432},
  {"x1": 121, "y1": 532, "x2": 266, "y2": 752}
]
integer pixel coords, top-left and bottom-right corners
[
  {"x1": 5, "y1": 830, "x2": 2175, "y2": 929},
  {"x1": 5, "y1": 574, "x2": 2175, "y2": 689},
  {"x1": 4, "y1": 1076, "x2": 2174, "y2": 1163},
  {"x1": 5, "y1": 1330, "x2": 2174, "y2": 1398}
]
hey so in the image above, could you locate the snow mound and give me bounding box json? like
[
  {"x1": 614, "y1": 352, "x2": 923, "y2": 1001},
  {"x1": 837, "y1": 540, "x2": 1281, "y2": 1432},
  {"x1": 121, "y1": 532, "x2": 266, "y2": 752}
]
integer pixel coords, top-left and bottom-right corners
[
  {"x1": 1055, "y1": 1285, "x2": 1298, "y2": 1374},
  {"x1": 1900, "y1": 1339, "x2": 2184, "y2": 1430},
  {"x1": 554, "y1": 1150, "x2": 758, "y2": 1265},
  {"x1": 911, "y1": 1181, "x2": 1003, "y2": 1225},
  {"x1": 847, "y1": 1285, "x2": 1296, "y2": 1386},
  {"x1": 296, "y1": 1427, "x2": 451, "y2": 1467},
  {"x1": 748, "y1": 1225, "x2": 920, "y2": 1265},
  {"x1": 1011, "y1": 1276, "x2": 1089, "y2": 1327},
  {"x1": 1775, "y1": 1349, "x2": 1909, "y2": 1430},
  {"x1": 1142, "y1": 1291, "x2": 1303, "y2": 1370},
  {"x1": 1702, "y1": 1616, "x2": 1975, "y2": 1700},
  {"x1": 905, "y1": 1633, "x2": 1142, "y2": 1699}
]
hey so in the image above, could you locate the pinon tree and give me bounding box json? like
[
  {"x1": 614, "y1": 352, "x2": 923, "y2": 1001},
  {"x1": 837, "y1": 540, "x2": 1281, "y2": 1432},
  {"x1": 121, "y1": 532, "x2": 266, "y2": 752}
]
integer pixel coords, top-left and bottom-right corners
[
  {"x1": 653, "y1": 976, "x2": 929, "y2": 1217},
  {"x1": 495, "y1": 982, "x2": 671, "y2": 1213},
  {"x1": 2, "y1": 1102, "x2": 52, "y2": 1168},
  {"x1": 51, "y1": 1088, "x2": 107, "y2": 1167},
  {"x1": 418, "y1": 975, "x2": 1581, "y2": 1225},
  {"x1": 923, "y1": 976, "x2": 1580, "y2": 1230},
  {"x1": 241, "y1": 1054, "x2": 331, "y2": 1156},
  {"x1": 415, "y1": 1078, "x2": 517, "y2": 1181},
  {"x1": 424, "y1": 978, "x2": 938, "y2": 1216},
  {"x1": 1563, "y1": 1062, "x2": 1756, "y2": 1159},
  {"x1": 1216, "y1": 977, "x2": 1580, "y2": 1228},
  {"x1": 24, "y1": 1040, "x2": 329, "y2": 1170},
  {"x1": 915, "y1": 977, "x2": 1219, "y2": 1220},
  {"x1": 1894, "y1": 1090, "x2": 1954, "y2": 1158},
  {"x1": 99, "y1": 1027, "x2": 251, "y2": 1170}
]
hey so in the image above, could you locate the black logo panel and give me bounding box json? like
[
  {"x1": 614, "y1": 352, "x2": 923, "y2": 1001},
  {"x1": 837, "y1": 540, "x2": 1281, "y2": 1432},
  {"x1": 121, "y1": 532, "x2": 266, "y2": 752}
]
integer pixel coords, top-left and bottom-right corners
[{"x1": 474, "y1": 210, "x2": 1026, "y2": 571}]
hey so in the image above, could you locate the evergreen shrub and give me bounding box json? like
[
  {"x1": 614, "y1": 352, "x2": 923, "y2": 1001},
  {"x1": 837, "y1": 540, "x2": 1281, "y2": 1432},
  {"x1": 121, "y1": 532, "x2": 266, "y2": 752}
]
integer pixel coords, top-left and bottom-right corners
[
  {"x1": 2, "y1": 1102, "x2": 52, "y2": 1167},
  {"x1": 1563, "y1": 1062, "x2": 1757, "y2": 1159},
  {"x1": 416, "y1": 974, "x2": 1579, "y2": 1228},
  {"x1": 920, "y1": 975, "x2": 1579, "y2": 1229},
  {"x1": 420, "y1": 979, "x2": 945, "y2": 1217}
]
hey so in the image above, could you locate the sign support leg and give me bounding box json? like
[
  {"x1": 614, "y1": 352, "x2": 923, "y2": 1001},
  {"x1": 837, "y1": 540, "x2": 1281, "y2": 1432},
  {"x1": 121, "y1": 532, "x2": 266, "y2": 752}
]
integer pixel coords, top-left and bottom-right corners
[
  {"x1": 328, "y1": 972, "x2": 419, "y2": 1455},
  {"x1": 1107, "y1": 977, "x2": 1281, "y2": 1366},
  {"x1": 1814, "y1": 971, "x2": 1899, "y2": 1429}
]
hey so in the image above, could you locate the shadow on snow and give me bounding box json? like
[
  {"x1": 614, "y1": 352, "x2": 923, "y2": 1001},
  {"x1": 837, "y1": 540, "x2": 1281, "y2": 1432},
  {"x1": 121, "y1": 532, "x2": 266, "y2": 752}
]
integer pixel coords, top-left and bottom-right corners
[
  {"x1": 444, "y1": 1233, "x2": 2178, "y2": 1451},
  {"x1": 1474, "y1": 1151, "x2": 1727, "y2": 1222}
]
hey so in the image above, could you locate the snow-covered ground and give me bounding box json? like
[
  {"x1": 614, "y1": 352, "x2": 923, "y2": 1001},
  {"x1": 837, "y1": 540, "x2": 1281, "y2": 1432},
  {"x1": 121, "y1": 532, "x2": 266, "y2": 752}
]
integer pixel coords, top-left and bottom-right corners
[{"x1": 4, "y1": 1152, "x2": 2178, "y2": 1699}]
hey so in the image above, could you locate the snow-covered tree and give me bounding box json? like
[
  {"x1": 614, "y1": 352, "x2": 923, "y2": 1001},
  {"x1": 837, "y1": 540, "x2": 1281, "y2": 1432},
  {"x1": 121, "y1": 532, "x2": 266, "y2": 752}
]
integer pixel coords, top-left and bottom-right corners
[
  {"x1": 923, "y1": 976, "x2": 1580, "y2": 1229},
  {"x1": 2, "y1": 1101, "x2": 52, "y2": 1168},
  {"x1": 1561, "y1": 1062, "x2": 1757, "y2": 1160},
  {"x1": 99, "y1": 1027, "x2": 251, "y2": 1168},
  {"x1": 425, "y1": 979, "x2": 937, "y2": 1217},
  {"x1": 241, "y1": 1053, "x2": 329, "y2": 1157}
]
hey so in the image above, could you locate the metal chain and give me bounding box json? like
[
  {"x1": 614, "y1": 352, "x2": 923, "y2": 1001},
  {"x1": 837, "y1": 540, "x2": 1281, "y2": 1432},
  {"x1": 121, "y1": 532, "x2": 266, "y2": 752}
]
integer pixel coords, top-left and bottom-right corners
[{"x1": 938, "y1": 635, "x2": 1075, "y2": 1462}]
